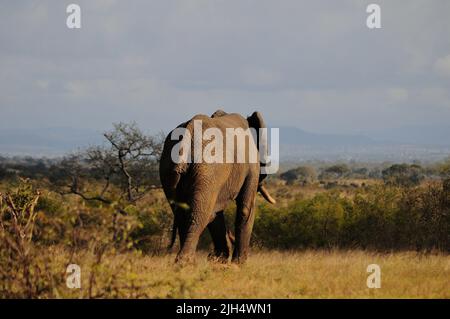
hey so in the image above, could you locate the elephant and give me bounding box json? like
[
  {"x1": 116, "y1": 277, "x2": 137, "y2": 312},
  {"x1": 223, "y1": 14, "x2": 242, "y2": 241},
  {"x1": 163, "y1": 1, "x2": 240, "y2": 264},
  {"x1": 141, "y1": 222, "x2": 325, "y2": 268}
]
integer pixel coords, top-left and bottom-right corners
[{"x1": 159, "y1": 110, "x2": 276, "y2": 264}]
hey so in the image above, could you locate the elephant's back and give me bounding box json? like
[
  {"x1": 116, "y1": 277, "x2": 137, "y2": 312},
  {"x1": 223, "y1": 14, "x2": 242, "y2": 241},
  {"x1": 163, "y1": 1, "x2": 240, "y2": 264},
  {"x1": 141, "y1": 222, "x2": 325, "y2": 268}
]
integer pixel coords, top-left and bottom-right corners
[
  {"x1": 209, "y1": 113, "x2": 248, "y2": 130},
  {"x1": 187, "y1": 113, "x2": 248, "y2": 130}
]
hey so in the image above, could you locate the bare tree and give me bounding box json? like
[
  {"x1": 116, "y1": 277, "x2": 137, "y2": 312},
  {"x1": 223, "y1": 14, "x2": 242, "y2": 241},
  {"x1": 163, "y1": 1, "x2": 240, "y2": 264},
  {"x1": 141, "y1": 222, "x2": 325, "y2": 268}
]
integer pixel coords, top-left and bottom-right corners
[{"x1": 54, "y1": 122, "x2": 164, "y2": 210}]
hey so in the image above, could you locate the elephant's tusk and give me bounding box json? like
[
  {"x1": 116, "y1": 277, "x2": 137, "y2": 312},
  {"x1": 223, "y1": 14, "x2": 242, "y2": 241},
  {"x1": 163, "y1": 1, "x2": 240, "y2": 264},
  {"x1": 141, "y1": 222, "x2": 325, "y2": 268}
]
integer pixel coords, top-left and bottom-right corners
[{"x1": 258, "y1": 184, "x2": 276, "y2": 204}]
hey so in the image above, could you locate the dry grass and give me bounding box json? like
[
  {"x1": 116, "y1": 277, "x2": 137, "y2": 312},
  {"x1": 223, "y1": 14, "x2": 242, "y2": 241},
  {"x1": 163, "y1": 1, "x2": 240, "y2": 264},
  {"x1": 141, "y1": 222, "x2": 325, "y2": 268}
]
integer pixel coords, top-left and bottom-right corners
[{"x1": 55, "y1": 249, "x2": 449, "y2": 299}]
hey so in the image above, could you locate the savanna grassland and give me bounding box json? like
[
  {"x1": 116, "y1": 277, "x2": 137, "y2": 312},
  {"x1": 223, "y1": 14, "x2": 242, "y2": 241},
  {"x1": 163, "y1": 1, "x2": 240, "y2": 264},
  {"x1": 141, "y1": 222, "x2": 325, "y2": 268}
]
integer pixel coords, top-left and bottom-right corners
[
  {"x1": 47, "y1": 249, "x2": 450, "y2": 299},
  {"x1": 0, "y1": 125, "x2": 449, "y2": 298},
  {"x1": 1, "y1": 177, "x2": 449, "y2": 299}
]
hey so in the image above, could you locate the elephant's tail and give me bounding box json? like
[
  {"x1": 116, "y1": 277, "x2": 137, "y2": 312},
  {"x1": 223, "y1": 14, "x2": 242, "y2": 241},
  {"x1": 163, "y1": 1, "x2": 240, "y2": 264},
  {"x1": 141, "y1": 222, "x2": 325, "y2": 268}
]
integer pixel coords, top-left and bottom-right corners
[
  {"x1": 168, "y1": 211, "x2": 178, "y2": 250},
  {"x1": 227, "y1": 229, "x2": 235, "y2": 246}
]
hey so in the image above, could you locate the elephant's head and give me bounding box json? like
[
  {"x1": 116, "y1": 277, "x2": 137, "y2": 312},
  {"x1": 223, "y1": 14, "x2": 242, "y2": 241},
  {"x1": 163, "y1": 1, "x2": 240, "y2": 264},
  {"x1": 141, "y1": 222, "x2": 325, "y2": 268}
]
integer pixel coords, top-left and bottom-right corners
[{"x1": 247, "y1": 111, "x2": 276, "y2": 204}]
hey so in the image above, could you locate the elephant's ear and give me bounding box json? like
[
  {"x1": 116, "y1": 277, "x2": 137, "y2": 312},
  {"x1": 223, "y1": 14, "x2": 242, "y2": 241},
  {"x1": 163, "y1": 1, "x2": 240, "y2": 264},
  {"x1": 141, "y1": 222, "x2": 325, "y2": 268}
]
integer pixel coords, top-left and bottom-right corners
[
  {"x1": 247, "y1": 111, "x2": 266, "y2": 149},
  {"x1": 247, "y1": 111, "x2": 268, "y2": 179},
  {"x1": 247, "y1": 112, "x2": 275, "y2": 204},
  {"x1": 247, "y1": 111, "x2": 266, "y2": 130},
  {"x1": 247, "y1": 111, "x2": 267, "y2": 153}
]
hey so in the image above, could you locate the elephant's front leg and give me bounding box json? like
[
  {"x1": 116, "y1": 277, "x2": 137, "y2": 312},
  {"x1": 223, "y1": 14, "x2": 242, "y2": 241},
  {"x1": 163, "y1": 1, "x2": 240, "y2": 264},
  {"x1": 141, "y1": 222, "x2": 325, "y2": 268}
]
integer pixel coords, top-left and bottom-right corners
[
  {"x1": 207, "y1": 211, "x2": 231, "y2": 262},
  {"x1": 232, "y1": 196, "x2": 256, "y2": 264}
]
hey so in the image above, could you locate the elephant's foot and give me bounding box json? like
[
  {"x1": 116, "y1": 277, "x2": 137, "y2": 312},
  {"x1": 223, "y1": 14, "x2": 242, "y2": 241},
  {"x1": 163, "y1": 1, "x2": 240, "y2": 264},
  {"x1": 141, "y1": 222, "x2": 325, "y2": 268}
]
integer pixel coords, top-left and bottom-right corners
[
  {"x1": 175, "y1": 252, "x2": 196, "y2": 265},
  {"x1": 207, "y1": 251, "x2": 230, "y2": 264},
  {"x1": 231, "y1": 256, "x2": 247, "y2": 264},
  {"x1": 231, "y1": 250, "x2": 249, "y2": 264}
]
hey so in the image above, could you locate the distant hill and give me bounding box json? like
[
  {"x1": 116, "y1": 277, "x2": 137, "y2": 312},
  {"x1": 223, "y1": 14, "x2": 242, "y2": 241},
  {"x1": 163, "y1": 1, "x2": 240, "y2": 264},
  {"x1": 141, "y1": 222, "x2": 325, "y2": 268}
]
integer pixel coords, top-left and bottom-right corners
[
  {"x1": 279, "y1": 127, "x2": 378, "y2": 146},
  {"x1": 276, "y1": 126, "x2": 450, "y2": 162},
  {"x1": 0, "y1": 125, "x2": 449, "y2": 162},
  {"x1": 365, "y1": 125, "x2": 450, "y2": 146},
  {"x1": 0, "y1": 127, "x2": 103, "y2": 156}
]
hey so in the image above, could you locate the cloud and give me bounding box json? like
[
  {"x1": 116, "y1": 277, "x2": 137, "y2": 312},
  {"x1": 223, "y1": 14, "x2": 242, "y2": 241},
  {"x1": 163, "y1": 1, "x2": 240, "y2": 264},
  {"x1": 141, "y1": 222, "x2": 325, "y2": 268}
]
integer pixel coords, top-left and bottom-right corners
[
  {"x1": 387, "y1": 88, "x2": 408, "y2": 103},
  {"x1": 240, "y1": 67, "x2": 282, "y2": 88},
  {"x1": 35, "y1": 80, "x2": 49, "y2": 91},
  {"x1": 434, "y1": 54, "x2": 450, "y2": 77},
  {"x1": 0, "y1": 0, "x2": 450, "y2": 133}
]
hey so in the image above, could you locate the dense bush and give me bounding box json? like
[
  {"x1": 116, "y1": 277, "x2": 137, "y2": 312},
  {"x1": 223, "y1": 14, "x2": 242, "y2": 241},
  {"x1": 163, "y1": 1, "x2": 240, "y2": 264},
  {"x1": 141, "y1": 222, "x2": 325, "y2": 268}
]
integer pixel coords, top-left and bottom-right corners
[
  {"x1": 3, "y1": 178, "x2": 448, "y2": 258},
  {"x1": 320, "y1": 164, "x2": 350, "y2": 179},
  {"x1": 382, "y1": 164, "x2": 425, "y2": 187},
  {"x1": 280, "y1": 166, "x2": 317, "y2": 185},
  {"x1": 253, "y1": 183, "x2": 449, "y2": 251},
  {"x1": 0, "y1": 180, "x2": 55, "y2": 297},
  {"x1": 0, "y1": 180, "x2": 173, "y2": 298}
]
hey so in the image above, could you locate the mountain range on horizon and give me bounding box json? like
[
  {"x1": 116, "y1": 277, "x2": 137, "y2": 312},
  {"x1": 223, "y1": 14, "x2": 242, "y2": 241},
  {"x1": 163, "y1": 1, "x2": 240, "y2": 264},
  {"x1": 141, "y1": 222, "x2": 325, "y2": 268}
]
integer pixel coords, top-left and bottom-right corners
[{"x1": 0, "y1": 125, "x2": 449, "y2": 161}]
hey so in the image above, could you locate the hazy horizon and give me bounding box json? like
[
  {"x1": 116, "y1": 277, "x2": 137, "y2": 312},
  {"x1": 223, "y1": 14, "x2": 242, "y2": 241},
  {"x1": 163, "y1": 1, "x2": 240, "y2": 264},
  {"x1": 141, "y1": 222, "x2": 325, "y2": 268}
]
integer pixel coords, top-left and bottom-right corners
[{"x1": 1, "y1": 125, "x2": 449, "y2": 163}]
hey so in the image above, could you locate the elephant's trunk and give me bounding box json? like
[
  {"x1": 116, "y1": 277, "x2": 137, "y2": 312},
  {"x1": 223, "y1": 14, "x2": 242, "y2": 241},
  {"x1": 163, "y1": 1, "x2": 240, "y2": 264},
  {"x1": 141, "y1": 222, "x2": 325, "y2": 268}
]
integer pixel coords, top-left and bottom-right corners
[{"x1": 258, "y1": 184, "x2": 276, "y2": 204}]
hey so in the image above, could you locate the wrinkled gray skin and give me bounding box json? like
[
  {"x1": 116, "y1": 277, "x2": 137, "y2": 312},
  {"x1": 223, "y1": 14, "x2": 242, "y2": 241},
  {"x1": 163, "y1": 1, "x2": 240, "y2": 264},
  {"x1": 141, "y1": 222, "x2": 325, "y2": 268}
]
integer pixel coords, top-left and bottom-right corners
[{"x1": 159, "y1": 110, "x2": 275, "y2": 264}]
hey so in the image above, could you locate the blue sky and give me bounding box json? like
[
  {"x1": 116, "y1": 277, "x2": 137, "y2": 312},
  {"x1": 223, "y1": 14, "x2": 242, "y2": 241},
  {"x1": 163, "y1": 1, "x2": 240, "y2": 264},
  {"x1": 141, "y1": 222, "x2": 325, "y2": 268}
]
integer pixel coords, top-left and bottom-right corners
[{"x1": 1, "y1": 0, "x2": 449, "y2": 135}]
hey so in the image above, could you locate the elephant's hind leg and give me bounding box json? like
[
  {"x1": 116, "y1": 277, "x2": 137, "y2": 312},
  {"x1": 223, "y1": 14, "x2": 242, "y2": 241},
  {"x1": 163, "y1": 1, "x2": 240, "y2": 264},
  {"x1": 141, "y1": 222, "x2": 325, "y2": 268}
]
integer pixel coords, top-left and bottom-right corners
[
  {"x1": 207, "y1": 211, "x2": 231, "y2": 263},
  {"x1": 175, "y1": 195, "x2": 218, "y2": 264},
  {"x1": 232, "y1": 178, "x2": 258, "y2": 264},
  {"x1": 232, "y1": 202, "x2": 256, "y2": 264}
]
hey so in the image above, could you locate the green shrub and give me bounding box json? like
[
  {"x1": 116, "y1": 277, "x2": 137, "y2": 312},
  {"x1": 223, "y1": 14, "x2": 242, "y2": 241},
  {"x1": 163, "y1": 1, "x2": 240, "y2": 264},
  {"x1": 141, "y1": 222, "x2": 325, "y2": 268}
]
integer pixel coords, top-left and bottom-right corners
[
  {"x1": 382, "y1": 164, "x2": 425, "y2": 187},
  {"x1": 252, "y1": 183, "x2": 449, "y2": 252}
]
